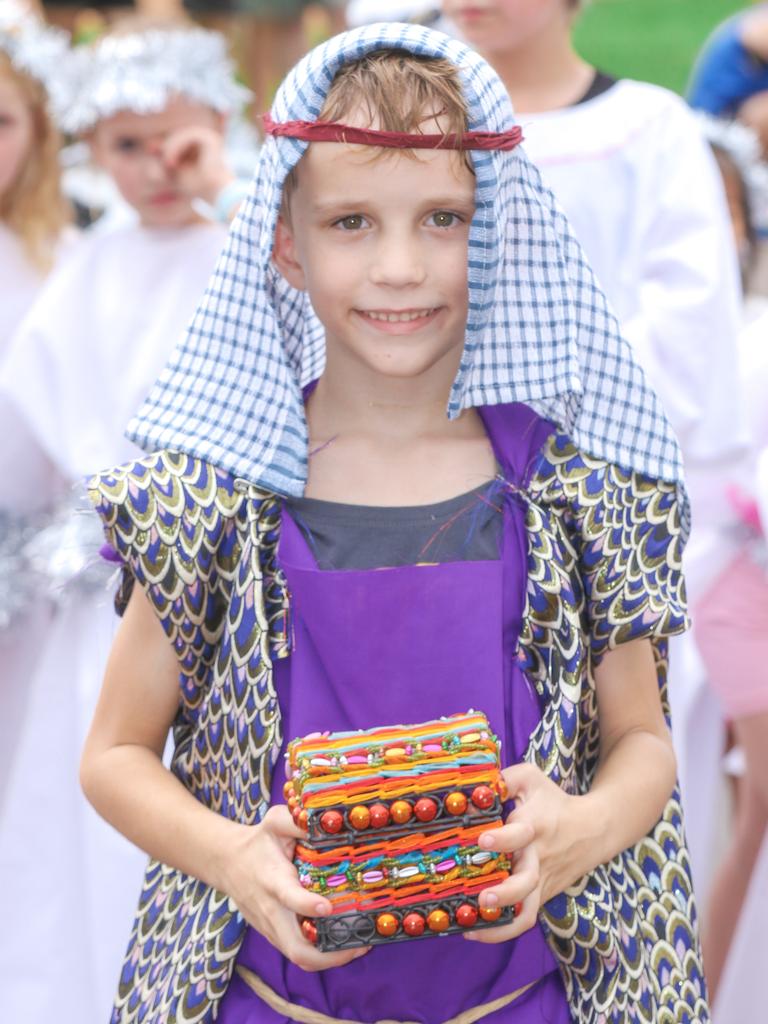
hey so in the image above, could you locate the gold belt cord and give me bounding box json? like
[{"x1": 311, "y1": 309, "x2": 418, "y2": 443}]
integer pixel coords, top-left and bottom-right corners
[{"x1": 235, "y1": 964, "x2": 537, "y2": 1024}]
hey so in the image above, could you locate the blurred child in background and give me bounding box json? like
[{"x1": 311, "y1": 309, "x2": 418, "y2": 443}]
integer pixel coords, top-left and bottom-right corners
[
  {"x1": 687, "y1": 2, "x2": 768, "y2": 294},
  {"x1": 688, "y1": 3, "x2": 768, "y2": 158},
  {"x1": 0, "y1": 16, "x2": 249, "y2": 1024},
  {"x1": 0, "y1": 0, "x2": 73, "y2": 829},
  {"x1": 442, "y1": 0, "x2": 749, "y2": 907},
  {"x1": 692, "y1": 115, "x2": 768, "y2": 1010},
  {"x1": 0, "y1": 13, "x2": 249, "y2": 508},
  {"x1": 700, "y1": 115, "x2": 768, "y2": 305}
]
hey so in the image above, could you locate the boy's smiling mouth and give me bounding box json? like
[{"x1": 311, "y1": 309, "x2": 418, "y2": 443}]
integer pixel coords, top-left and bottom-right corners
[{"x1": 357, "y1": 307, "x2": 440, "y2": 326}]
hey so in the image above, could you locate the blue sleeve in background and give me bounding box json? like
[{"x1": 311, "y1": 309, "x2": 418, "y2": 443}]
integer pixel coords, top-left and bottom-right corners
[{"x1": 687, "y1": 13, "x2": 768, "y2": 115}]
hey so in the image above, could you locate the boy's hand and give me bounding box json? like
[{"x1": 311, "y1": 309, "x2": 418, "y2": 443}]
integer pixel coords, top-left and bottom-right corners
[
  {"x1": 464, "y1": 762, "x2": 584, "y2": 943},
  {"x1": 223, "y1": 805, "x2": 370, "y2": 971},
  {"x1": 162, "y1": 126, "x2": 235, "y2": 206},
  {"x1": 466, "y1": 640, "x2": 676, "y2": 943}
]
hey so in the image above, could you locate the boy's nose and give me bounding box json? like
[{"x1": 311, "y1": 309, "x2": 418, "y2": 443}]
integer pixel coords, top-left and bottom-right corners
[{"x1": 369, "y1": 233, "x2": 427, "y2": 288}]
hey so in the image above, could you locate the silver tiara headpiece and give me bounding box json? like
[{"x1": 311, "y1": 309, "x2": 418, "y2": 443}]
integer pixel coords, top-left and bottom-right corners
[
  {"x1": 0, "y1": 0, "x2": 69, "y2": 96},
  {"x1": 56, "y1": 27, "x2": 252, "y2": 134},
  {"x1": 697, "y1": 111, "x2": 768, "y2": 233}
]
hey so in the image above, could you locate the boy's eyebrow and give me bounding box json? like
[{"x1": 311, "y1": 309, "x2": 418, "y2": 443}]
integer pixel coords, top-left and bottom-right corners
[{"x1": 309, "y1": 194, "x2": 476, "y2": 215}]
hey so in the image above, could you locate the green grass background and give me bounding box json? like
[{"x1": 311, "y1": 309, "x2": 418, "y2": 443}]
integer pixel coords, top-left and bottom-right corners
[{"x1": 573, "y1": 0, "x2": 754, "y2": 94}]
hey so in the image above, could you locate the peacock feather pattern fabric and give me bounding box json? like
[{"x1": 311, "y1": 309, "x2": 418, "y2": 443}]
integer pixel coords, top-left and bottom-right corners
[{"x1": 89, "y1": 426, "x2": 706, "y2": 1024}]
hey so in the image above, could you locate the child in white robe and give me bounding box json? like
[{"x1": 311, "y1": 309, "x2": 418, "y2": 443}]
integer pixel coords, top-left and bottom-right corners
[
  {"x1": 696, "y1": 300, "x2": 768, "y2": 1012},
  {"x1": 442, "y1": 0, "x2": 749, "y2": 909},
  {"x1": 0, "y1": 19, "x2": 249, "y2": 1024},
  {"x1": 682, "y1": 116, "x2": 768, "y2": 1014},
  {"x1": 0, "y1": 0, "x2": 74, "y2": 840}
]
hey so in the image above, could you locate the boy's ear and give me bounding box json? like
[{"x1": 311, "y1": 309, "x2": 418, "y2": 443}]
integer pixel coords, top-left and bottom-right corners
[{"x1": 272, "y1": 216, "x2": 307, "y2": 291}]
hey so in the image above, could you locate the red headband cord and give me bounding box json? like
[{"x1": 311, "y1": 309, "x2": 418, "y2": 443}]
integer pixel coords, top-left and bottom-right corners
[{"x1": 262, "y1": 112, "x2": 523, "y2": 151}]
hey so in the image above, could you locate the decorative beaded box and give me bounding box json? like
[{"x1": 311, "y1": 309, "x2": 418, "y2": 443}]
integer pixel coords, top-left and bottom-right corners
[{"x1": 284, "y1": 711, "x2": 515, "y2": 950}]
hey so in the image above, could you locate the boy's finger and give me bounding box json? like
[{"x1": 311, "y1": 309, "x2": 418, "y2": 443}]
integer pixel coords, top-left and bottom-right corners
[
  {"x1": 263, "y1": 803, "x2": 307, "y2": 840},
  {"x1": 270, "y1": 873, "x2": 333, "y2": 919},
  {"x1": 290, "y1": 942, "x2": 371, "y2": 973},
  {"x1": 474, "y1": 840, "x2": 540, "y2": 909},
  {"x1": 478, "y1": 866, "x2": 538, "y2": 909},
  {"x1": 463, "y1": 892, "x2": 538, "y2": 944},
  {"x1": 477, "y1": 819, "x2": 533, "y2": 852},
  {"x1": 500, "y1": 761, "x2": 538, "y2": 797},
  {"x1": 267, "y1": 912, "x2": 371, "y2": 971}
]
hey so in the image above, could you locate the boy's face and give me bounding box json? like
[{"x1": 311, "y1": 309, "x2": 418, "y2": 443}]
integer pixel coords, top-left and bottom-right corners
[
  {"x1": 442, "y1": 1, "x2": 573, "y2": 54},
  {"x1": 0, "y1": 71, "x2": 34, "y2": 203},
  {"x1": 273, "y1": 129, "x2": 476, "y2": 388},
  {"x1": 89, "y1": 97, "x2": 224, "y2": 228}
]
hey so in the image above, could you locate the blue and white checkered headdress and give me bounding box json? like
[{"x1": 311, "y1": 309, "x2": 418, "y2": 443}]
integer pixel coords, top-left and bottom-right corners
[{"x1": 126, "y1": 22, "x2": 685, "y2": 503}]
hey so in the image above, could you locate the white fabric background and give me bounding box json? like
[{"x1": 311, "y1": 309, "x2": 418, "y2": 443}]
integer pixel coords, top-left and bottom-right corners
[
  {"x1": 522, "y1": 77, "x2": 765, "y2": 1022},
  {"x1": 0, "y1": 218, "x2": 227, "y2": 1024}
]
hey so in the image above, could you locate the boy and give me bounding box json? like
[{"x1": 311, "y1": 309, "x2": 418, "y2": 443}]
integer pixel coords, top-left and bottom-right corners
[{"x1": 82, "y1": 24, "x2": 707, "y2": 1024}]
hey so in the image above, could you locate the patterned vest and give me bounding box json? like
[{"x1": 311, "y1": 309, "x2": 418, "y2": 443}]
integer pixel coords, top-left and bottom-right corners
[{"x1": 89, "y1": 426, "x2": 707, "y2": 1024}]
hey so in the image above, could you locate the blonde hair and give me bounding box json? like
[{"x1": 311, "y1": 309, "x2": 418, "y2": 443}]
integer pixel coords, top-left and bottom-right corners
[
  {"x1": 0, "y1": 53, "x2": 70, "y2": 271},
  {"x1": 283, "y1": 49, "x2": 471, "y2": 210},
  {"x1": 321, "y1": 49, "x2": 468, "y2": 140}
]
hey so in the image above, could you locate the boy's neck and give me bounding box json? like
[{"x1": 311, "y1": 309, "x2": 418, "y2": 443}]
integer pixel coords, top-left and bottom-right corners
[
  {"x1": 308, "y1": 368, "x2": 469, "y2": 444},
  {"x1": 484, "y1": 24, "x2": 594, "y2": 114},
  {"x1": 304, "y1": 369, "x2": 495, "y2": 506}
]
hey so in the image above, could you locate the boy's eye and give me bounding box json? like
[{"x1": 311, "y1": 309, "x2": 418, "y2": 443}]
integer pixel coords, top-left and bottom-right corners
[
  {"x1": 427, "y1": 211, "x2": 460, "y2": 228},
  {"x1": 334, "y1": 214, "x2": 367, "y2": 231}
]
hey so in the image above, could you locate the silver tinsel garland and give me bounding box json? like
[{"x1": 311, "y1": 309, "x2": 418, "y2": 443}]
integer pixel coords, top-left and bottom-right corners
[
  {"x1": 697, "y1": 111, "x2": 768, "y2": 235},
  {"x1": 0, "y1": 492, "x2": 118, "y2": 630},
  {"x1": 0, "y1": 507, "x2": 48, "y2": 629},
  {"x1": 56, "y1": 27, "x2": 252, "y2": 135},
  {"x1": 0, "y1": 1, "x2": 70, "y2": 102}
]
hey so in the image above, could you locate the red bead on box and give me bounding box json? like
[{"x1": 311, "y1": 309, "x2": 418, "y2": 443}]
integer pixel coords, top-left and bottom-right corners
[{"x1": 285, "y1": 711, "x2": 516, "y2": 950}]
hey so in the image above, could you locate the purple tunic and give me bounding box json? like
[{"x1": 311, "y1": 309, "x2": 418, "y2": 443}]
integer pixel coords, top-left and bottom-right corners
[{"x1": 218, "y1": 404, "x2": 572, "y2": 1023}]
